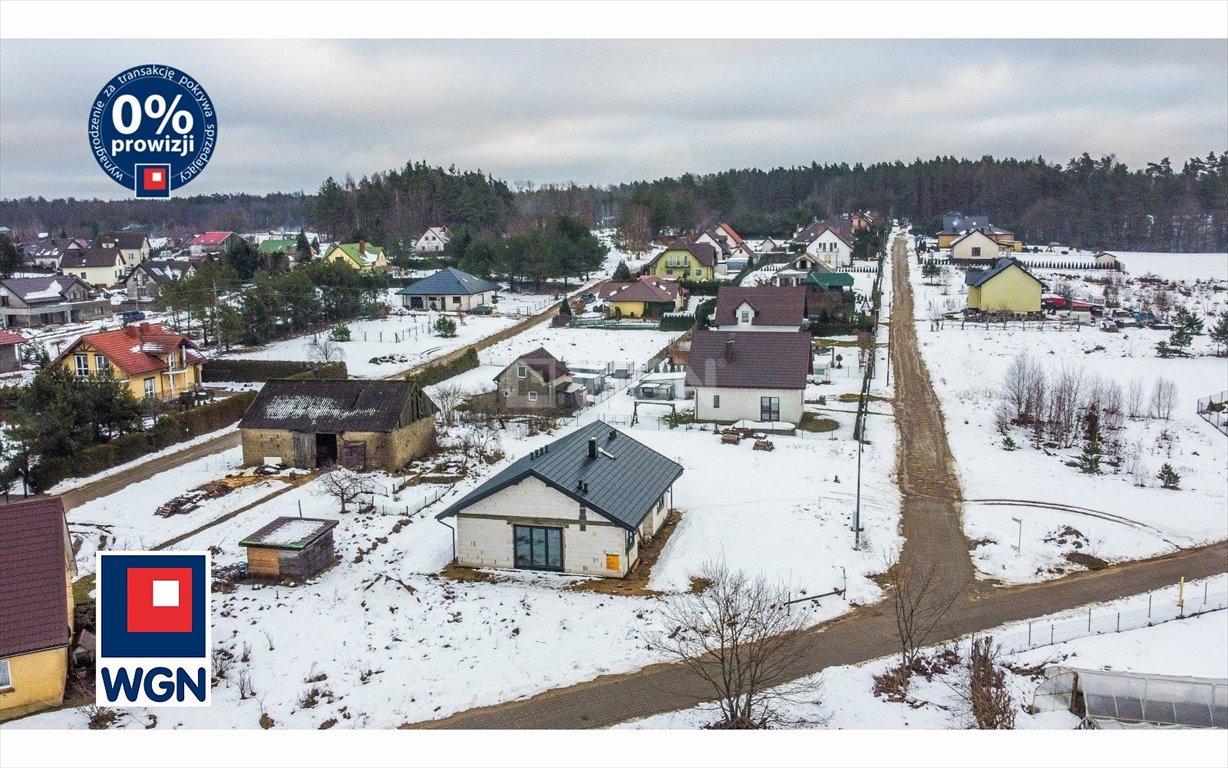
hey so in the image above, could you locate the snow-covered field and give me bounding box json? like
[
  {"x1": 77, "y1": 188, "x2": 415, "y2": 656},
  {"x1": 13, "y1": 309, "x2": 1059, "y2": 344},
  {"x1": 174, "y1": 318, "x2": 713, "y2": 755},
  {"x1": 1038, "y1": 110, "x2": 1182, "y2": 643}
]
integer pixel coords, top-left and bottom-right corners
[
  {"x1": 907, "y1": 235, "x2": 1228, "y2": 583},
  {"x1": 617, "y1": 575, "x2": 1228, "y2": 730}
]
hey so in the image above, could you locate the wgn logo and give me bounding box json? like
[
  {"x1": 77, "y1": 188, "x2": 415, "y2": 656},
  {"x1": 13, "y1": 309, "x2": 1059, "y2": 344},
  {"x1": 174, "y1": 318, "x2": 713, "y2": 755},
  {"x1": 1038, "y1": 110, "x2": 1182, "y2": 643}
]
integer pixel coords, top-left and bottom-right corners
[{"x1": 96, "y1": 552, "x2": 211, "y2": 707}]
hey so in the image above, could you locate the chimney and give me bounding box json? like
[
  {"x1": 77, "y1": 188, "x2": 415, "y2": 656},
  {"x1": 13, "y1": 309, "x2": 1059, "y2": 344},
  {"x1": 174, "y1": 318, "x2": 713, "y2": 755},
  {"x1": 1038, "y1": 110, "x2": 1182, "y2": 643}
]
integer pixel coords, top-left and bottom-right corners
[
  {"x1": 724, "y1": 337, "x2": 734, "y2": 363},
  {"x1": 358, "y1": 240, "x2": 366, "y2": 255},
  {"x1": 587, "y1": 437, "x2": 597, "y2": 460}
]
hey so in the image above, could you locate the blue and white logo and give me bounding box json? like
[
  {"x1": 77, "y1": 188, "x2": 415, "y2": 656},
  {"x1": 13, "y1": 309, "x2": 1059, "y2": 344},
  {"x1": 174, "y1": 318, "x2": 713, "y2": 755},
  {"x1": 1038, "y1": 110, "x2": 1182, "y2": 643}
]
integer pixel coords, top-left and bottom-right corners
[
  {"x1": 87, "y1": 64, "x2": 217, "y2": 198},
  {"x1": 96, "y1": 551, "x2": 211, "y2": 707}
]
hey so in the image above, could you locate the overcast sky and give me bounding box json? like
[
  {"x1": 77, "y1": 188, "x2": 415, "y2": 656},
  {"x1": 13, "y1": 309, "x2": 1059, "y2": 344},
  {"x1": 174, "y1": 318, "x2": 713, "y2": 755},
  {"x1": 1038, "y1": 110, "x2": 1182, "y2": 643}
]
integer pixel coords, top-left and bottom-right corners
[{"x1": 1, "y1": 38, "x2": 1225, "y2": 200}]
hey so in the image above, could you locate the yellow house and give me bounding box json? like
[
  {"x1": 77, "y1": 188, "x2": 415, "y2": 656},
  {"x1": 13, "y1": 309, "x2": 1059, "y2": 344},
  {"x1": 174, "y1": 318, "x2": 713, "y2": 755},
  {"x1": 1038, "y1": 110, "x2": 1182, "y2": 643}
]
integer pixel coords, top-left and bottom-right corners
[
  {"x1": 596, "y1": 275, "x2": 685, "y2": 318},
  {"x1": 54, "y1": 322, "x2": 204, "y2": 400},
  {"x1": 325, "y1": 241, "x2": 389, "y2": 270},
  {"x1": 646, "y1": 242, "x2": 716, "y2": 281},
  {"x1": 965, "y1": 258, "x2": 1044, "y2": 314},
  {"x1": 1, "y1": 497, "x2": 75, "y2": 722}
]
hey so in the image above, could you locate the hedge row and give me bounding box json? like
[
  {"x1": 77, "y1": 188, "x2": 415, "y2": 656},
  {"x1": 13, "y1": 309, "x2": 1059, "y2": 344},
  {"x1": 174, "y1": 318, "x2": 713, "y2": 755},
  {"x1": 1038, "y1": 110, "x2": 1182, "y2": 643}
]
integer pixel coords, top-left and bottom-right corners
[
  {"x1": 202, "y1": 359, "x2": 348, "y2": 382},
  {"x1": 659, "y1": 314, "x2": 698, "y2": 332},
  {"x1": 679, "y1": 279, "x2": 725, "y2": 296},
  {"x1": 284, "y1": 363, "x2": 349, "y2": 381},
  {"x1": 405, "y1": 346, "x2": 480, "y2": 388},
  {"x1": 28, "y1": 391, "x2": 258, "y2": 492}
]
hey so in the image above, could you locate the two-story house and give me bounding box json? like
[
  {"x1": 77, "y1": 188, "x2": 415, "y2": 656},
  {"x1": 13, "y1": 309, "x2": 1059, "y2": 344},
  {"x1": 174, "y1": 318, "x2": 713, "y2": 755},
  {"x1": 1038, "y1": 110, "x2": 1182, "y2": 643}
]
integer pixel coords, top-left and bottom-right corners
[
  {"x1": 53, "y1": 322, "x2": 204, "y2": 400},
  {"x1": 59, "y1": 247, "x2": 126, "y2": 287},
  {"x1": 187, "y1": 231, "x2": 243, "y2": 260},
  {"x1": 494, "y1": 347, "x2": 586, "y2": 414},
  {"x1": 124, "y1": 259, "x2": 197, "y2": 303},
  {"x1": 325, "y1": 241, "x2": 389, "y2": 271},
  {"x1": 413, "y1": 226, "x2": 451, "y2": 253},
  {"x1": 792, "y1": 221, "x2": 853, "y2": 268},
  {"x1": 93, "y1": 231, "x2": 151, "y2": 268},
  {"x1": 645, "y1": 241, "x2": 717, "y2": 281},
  {"x1": 711, "y1": 286, "x2": 807, "y2": 332},
  {"x1": 0, "y1": 275, "x2": 111, "y2": 328}
]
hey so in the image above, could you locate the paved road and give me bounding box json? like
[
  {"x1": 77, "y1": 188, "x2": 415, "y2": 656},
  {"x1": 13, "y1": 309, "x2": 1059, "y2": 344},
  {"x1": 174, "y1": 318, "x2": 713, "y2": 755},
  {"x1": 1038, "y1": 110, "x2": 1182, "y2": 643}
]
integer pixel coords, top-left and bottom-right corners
[{"x1": 410, "y1": 234, "x2": 1228, "y2": 729}]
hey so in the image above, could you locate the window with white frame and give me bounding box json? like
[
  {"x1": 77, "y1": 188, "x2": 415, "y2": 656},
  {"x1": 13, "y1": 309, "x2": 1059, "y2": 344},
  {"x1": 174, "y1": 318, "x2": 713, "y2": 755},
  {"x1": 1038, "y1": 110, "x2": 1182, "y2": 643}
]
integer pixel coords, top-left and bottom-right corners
[
  {"x1": 0, "y1": 658, "x2": 10, "y2": 690},
  {"x1": 517, "y1": 365, "x2": 527, "y2": 379},
  {"x1": 144, "y1": 377, "x2": 155, "y2": 398},
  {"x1": 94, "y1": 354, "x2": 109, "y2": 375},
  {"x1": 713, "y1": 394, "x2": 720, "y2": 408},
  {"x1": 74, "y1": 354, "x2": 89, "y2": 376},
  {"x1": 740, "y1": 310, "x2": 750, "y2": 323},
  {"x1": 527, "y1": 391, "x2": 538, "y2": 402}
]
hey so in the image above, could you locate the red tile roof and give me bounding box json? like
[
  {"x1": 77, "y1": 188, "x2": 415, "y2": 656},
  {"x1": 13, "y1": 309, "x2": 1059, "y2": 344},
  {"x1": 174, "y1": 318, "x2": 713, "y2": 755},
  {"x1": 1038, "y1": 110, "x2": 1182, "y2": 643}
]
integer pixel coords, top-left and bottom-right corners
[
  {"x1": 716, "y1": 222, "x2": 744, "y2": 245},
  {"x1": 713, "y1": 286, "x2": 807, "y2": 328},
  {"x1": 188, "y1": 231, "x2": 238, "y2": 246},
  {"x1": 685, "y1": 330, "x2": 812, "y2": 390},
  {"x1": 0, "y1": 329, "x2": 26, "y2": 346},
  {"x1": 56, "y1": 322, "x2": 200, "y2": 377},
  {"x1": 597, "y1": 275, "x2": 681, "y2": 304},
  {"x1": 0, "y1": 497, "x2": 71, "y2": 657}
]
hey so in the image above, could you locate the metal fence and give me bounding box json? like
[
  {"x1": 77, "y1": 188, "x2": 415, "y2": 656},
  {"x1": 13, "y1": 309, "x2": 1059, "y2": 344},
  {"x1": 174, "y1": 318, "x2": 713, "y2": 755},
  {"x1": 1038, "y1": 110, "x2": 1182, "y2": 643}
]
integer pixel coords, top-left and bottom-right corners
[
  {"x1": 1196, "y1": 390, "x2": 1228, "y2": 436},
  {"x1": 996, "y1": 581, "x2": 1228, "y2": 656}
]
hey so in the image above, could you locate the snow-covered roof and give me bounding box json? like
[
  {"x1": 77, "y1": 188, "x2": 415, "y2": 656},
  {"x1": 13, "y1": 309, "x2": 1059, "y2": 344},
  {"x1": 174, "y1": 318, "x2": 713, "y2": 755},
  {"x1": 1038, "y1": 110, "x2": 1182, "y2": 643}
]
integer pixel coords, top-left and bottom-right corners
[
  {"x1": 240, "y1": 517, "x2": 338, "y2": 550},
  {"x1": 239, "y1": 380, "x2": 436, "y2": 433}
]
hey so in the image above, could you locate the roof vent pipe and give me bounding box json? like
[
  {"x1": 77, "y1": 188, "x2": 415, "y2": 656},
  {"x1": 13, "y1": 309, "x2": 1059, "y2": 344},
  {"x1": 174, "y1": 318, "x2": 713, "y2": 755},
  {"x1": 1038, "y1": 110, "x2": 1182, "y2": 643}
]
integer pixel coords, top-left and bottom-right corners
[
  {"x1": 724, "y1": 338, "x2": 734, "y2": 362},
  {"x1": 588, "y1": 437, "x2": 597, "y2": 459}
]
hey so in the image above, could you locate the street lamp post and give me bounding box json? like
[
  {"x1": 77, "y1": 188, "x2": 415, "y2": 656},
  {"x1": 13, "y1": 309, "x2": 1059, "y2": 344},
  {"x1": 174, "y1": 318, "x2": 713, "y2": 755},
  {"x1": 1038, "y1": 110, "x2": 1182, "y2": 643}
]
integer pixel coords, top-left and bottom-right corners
[{"x1": 1011, "y1": 516, "x2": 1023, "y2": 553}]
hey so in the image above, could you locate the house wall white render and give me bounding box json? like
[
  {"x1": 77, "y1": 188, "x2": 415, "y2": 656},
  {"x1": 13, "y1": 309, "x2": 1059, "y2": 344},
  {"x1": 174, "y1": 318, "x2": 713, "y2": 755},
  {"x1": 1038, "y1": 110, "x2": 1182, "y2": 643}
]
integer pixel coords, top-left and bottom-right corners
[{"x1": 694, "y1": 385, "x2": 804, "y2": 424}]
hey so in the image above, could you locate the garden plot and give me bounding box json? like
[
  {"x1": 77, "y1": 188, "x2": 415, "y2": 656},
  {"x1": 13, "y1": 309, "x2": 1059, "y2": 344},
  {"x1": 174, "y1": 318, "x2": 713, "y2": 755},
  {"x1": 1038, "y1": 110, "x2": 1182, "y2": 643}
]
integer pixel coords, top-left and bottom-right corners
[
  {"x1": 219, "y1": 312, "x2": 519, "y2": 379},
  {"x1": 617, "y1": 575, "x2": 1228, "y2": 730},
  {"x1": 906, "y1": 235, "x2": 1228, "y2": 584},
  {"x1": 20, "y1": 404, "x2": 899, "y2": 729},
  {"x1": 67, "y1": 447, "x2": 296, "y2": 577},
  {"x1": 478, "y1": 323, "x2": 682, "y2": 372}
]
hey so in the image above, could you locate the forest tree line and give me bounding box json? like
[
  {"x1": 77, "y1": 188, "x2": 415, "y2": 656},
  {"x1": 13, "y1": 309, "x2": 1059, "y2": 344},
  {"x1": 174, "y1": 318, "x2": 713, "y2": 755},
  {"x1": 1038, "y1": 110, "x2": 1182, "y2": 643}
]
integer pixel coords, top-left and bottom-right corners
[{"x1": 3, "y1": 153, "x2": 1224, "y2": 253}]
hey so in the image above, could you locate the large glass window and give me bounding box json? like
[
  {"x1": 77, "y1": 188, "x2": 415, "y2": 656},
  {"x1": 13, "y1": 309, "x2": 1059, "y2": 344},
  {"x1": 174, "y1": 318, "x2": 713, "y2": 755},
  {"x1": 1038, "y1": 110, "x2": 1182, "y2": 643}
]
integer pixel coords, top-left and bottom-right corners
[
  {"x1": 760, "y1": 396, "x2": 780, "y2": 422},
  {"x1": 74, "y1": 354, "x2": 89, "y2": 376},
  {"x1": 95, "y1": 354, "x2": 109, "y2": 375},
  {"x1": 513, "y1": 526, "x2": 563, "y2": 571}
]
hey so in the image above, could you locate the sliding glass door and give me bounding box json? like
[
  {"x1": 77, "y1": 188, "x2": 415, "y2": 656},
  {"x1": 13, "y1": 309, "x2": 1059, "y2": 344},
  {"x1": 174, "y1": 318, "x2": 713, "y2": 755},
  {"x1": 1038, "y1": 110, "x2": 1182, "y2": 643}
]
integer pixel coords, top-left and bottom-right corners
[{"x1": 513, "y1": 525, "x2": 563, "y2": 571}]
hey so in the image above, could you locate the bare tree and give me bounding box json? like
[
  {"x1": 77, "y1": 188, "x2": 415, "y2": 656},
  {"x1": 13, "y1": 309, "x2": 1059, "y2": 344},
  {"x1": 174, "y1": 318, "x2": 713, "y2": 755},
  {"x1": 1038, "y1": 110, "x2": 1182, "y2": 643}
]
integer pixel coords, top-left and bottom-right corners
[
  {"x1": 1126, "y1": 377, "x2": 1147, "y2": 419},
  {"x1": 888, "y1": 562, "x2": 958, "y2": 673},
  {"x1": 432, "y1": 383, "x2": 467, "y2": 428},
  {"x1": 648, "y1": 560, "x2": 822, "y2": 729},
  {"x1": 1100, "y1": 380, "x2": 1124, "y2": 432},
  {"x1": 307, "y1": 336, "x2": 345, "y2": 366},
  {"x1": 1149, "y1": 377, "x2": 1178, "y2": 420},
  {"x1": 999, "y1": 352, "x2": 1032, "y2": 426},
  {"x1": 1047, "y1": 363, "x2": 1086, "y2": 447},
  {"x1": 459, "y1": 423, "x2": 503, "y2": 465},
  {"x1": 315, "y1": 466, "x2": 374, "y2": 513}
]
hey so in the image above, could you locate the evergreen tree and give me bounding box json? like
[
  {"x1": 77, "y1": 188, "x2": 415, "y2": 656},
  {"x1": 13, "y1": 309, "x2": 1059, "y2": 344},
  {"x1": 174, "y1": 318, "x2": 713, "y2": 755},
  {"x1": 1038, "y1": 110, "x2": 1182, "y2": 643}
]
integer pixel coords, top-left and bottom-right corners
[
  {"x1": 434, "y1": 315, "x2": 457, "y2": 337},
  {"x1": 1210, "y1": 315, "x2": 1228, "y2": 356},
  {"x1": 1173, "y1": 305, "x2": 1204, "y2": 335},
  {"x1": 1077, "y1": 440, "x2": 1102, "y2": 474},
  {"x1": 0, "y1": 234, "x2": 23, "y2": 278},
  {"x1": 223, "y1": 238, "x2": 260, "y2": 281},
  {"x1": 613, "y1": 260, "x2": 633, "y2": 281},
  {"x1": 295, "y1": 229, "x2": 313, "y2": 263},
  {"x1": 1157, "y1": 463, "x2": 1181, "y2": 490}
]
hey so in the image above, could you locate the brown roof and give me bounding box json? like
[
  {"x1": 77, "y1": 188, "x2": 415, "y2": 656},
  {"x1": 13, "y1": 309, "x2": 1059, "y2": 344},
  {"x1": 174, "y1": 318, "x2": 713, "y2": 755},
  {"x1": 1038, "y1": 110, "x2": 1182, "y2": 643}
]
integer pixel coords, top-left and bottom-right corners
[
  {"x1": 795, "y1": 220, "x2": 853, "y2": 248},
  {"x1": 0, "y1": 329, "x2": 27, "y2": 346},
  {"x1": 685, "y1": 330, "x2": 812, "y2": 390},
  {"x1": 713, "y1": 286, "x2": 807, "y2": 328},
  {"x1": 716, "y1": 222, "x2": 744, "y2": 245},
  {"x1": 498, "y1": 347, "x2": 571, "y2": 384},
  {"x1": 60, "y1": 247, "x2": 123, "y2": 270},
  {"x1": 94, "y1": 231, "x2": 148, "y2": 251},
  {"x1": 649, "y1": 240, "x2": 718, "y2": 269},
  {"x1": 597, "y1": 275, "x2": 681, "y2": 304},
  {"x1": 0, "y1": 497, "x2": 71, "y2": 657}
]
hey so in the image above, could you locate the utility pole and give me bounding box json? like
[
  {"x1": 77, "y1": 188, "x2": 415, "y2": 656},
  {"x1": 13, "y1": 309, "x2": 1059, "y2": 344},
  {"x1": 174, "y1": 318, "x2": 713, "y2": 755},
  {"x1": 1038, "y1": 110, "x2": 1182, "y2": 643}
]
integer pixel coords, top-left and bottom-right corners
[{"x1": 854, "y1": 410, "x2": 864, "y2": 550}]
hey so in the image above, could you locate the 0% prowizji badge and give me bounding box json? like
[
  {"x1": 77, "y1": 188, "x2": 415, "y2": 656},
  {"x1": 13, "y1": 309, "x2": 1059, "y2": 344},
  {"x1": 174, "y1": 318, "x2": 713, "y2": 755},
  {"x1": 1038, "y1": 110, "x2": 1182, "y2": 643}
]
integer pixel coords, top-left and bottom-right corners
[{"x1": 87, "y1": 64, "x2": 218, "y2": 198}]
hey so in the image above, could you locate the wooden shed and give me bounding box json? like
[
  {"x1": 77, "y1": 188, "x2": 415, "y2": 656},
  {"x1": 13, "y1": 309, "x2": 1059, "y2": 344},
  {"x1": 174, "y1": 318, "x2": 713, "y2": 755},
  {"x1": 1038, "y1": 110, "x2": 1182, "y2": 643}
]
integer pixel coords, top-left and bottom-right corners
[{"x1": 239, "y1": 517, "x2": 339, "y2": 580}]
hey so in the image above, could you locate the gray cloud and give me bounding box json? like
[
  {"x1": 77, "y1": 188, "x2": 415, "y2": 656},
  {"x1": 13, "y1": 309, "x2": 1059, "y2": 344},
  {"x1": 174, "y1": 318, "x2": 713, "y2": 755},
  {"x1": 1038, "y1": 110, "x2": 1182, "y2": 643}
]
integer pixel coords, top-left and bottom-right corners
[{"x1": 0, "y1": 39, "x2": 1224, "y2": 199}]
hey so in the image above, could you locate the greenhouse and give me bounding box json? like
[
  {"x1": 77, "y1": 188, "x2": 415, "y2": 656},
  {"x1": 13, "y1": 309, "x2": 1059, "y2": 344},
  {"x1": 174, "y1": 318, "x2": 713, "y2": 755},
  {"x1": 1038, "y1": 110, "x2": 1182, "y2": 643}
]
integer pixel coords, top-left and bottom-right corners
[{"x1": 1032, "y1": 667, "x2": 1228, "y2": 729}]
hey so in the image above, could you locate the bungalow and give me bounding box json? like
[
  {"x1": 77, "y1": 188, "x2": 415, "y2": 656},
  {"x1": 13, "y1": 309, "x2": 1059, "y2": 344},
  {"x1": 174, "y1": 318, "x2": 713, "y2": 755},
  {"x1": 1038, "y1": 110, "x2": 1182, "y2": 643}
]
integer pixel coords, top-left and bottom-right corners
[
  {"x1": 240, "y1": 517, "x2": 339, "y2": 580},
  {"x1": 53, "y1": 322, "x2": 205, "y2": 400},
  {"x1": 965, "y1": 258, "x2": 1044, "y2": 314},
  {"x1": 712, "y1": 285, "x2": 807, "y2": 332},
  {"x1": 950, "y1": 229, "x2": 1008, "y2": 263},
  {"x1": 59, "y1": 247, "x2": 126, "y2": 287},
  {"x1": 686, "y1": 330, "x2": 812, "y2": 425},
  {"x1": 596, "y1": 275, "x2": 684, "y2": 318},
  {"x1": 0, "y1": 275, "x2": 111, "y2": 329},
  {"x1": 0, "y1": 497, "x2": 75, "y2": 722},
  {"x1": 0, "y1": 329, "x2": 24, "y2": 373},
  {"x1": 238, "y1": 379, "x2": 438, "y2": 471},
  {"x1": 256, "y1": 238, "x2": 301, "y2": 271},
  {"x1": 94, "y1": 231, "x2": 151, "y2": 267},
  {"x1": 436, "y1": 420, "x2": 683, "y2": 578},
  {"x1": 188, "y1": 231, "x2": 243, "y2": 259},
  {"x1": 413, "y1": 226, "x2": 451, "y2": 253},
  {"x1": 494, "y1": 347, "x2": 586, "y2": 414},
  {"x1": 756, "y1": 236, "x2": 781, "y2": 253},
  {"x1": 124, "y1": 259, "x2": 197, "y2": 303},
  {"x1": 325, "y1": 241, "x2": 389, "y2": 271},
  {"x1": 24, "y1": 241, "x2": 67, "y2": 270},
  {"x1": 645, "y1": 241, "x2": 717, "y2": 281},
  {"x1": 1093, "y1": 251, "x2": 1122, "y2": 269},
  {"x1": 397, "y1": 267, "x2": 497, "y2": 311}
]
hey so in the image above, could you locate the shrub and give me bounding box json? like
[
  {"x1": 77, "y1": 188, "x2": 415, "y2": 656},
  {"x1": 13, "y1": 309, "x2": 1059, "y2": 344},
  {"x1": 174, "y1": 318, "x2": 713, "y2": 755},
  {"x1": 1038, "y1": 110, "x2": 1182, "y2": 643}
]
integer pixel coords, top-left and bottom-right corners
[
  {"x1": 658, "y1": 313, "x2": 696, "y2": 332},
  {"x1": 202, "y1": 359, "x2": 348, "y2": 382},
  {"x1": 1157, "y1": 463, "x2": 1181, "y2": 490},
  {"x1": 329, "y1": 323, "x2": 351, "y2": 342},
  {"x1": 406, "y1": 346, "x2": 479, "y2": 388},
  {"x1": 434, "y1": 316, "x2": 458, "y2": 337}
]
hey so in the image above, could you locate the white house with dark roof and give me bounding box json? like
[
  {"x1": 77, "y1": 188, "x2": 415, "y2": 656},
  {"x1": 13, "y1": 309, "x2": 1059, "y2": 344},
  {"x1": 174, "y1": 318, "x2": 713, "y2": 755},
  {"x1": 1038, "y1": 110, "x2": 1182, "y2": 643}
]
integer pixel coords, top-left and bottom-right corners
[
  {"x1": 712, "y1": 285, "x2": 807, "y2": 332},
  {"x1": 0, "y1": 276, "x2": 111, "y2": 328},
  {"x1": 437, "y1": 421, "x2": 683, "y2": 578},
  {"x1": 413, "y1": 226, "x2": 451, "y2": 253},
  {"x1": 93, "y1": 232, "x2": 151, "y2": 267},
  {"x1": 686, "y1": 330, "x2": 812, "y2": 426},
  {"x1": 59, "y1": 247, "x2": 126, "y2": 287},
  {"x1": 397, "y1": 266, "x2": 498, "y2": 311}
]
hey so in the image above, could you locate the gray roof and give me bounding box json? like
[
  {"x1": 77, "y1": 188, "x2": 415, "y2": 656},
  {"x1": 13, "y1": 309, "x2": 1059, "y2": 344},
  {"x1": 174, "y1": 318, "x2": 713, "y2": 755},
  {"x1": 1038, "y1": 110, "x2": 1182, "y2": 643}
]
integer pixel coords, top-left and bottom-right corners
[
  {"x1": 61, "y1": 247, "x2": 123, "y2": 270},
  {"x1": 238, "y1": 379, "x2": 437, "y2": 433},
  {"x1": 397, "y1": 267, "x2": 498, "y2": 296},
  {"x1": 965, "y1": 257, "x2": 1041, "y2": 288},
  {"x1": 437, "y1": 420, "x2": 683, "y2": 531},
  {"x1": 0, "y1": 275, "x2": 91, "y2": 304}
]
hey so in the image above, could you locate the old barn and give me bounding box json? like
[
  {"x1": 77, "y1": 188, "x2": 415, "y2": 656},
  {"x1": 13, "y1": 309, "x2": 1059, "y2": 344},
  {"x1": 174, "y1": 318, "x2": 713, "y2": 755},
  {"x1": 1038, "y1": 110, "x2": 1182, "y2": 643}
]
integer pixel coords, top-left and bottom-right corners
[{"x1": 239, "y1": 380, "x2": 437, "y2": 471}]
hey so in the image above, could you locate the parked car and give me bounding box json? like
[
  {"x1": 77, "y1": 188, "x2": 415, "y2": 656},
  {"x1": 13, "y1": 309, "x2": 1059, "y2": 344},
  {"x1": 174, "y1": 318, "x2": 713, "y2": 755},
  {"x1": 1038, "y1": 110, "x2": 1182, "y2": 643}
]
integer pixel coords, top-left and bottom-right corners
[
  {"x1": 579, "y1": 293, "x2": 596, "y2": 303},
  {"x1": 468, "y1": 304, "x2": 494, "y2": 315},
  {"x1": 120, "y1": 310, "x2": 146, "y2": 323}
]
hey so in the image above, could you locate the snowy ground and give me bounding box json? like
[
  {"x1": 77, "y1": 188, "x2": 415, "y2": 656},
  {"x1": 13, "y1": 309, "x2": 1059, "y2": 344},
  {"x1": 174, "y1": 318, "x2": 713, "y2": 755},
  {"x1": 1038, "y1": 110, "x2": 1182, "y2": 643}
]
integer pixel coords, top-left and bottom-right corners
[
  {"x1": 617, "y1": 575, "x2": 1228, "y2": 730},
  {"x1": 45, "y1": 425, "x2": 240, "y2": 495},
  {"x1": 906, "y1": 234, "x2": 1228, "y2": 583}
]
